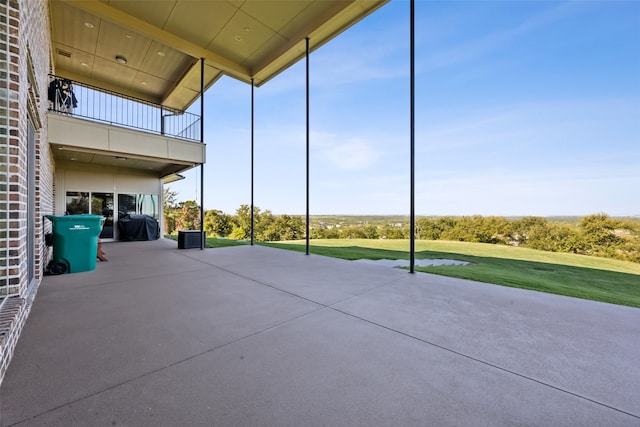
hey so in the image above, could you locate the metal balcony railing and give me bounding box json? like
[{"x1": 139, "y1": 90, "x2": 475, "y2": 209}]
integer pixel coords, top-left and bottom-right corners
[{"x1": 47, "y1": 75, "x2": 201, "y2": 142}]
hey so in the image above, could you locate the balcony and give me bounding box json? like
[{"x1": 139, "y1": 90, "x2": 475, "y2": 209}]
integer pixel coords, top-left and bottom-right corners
[
  {"x1": 48, "y1": 76, "x2": 205, "y2": 177},
  {"x1": 48, "y1": 76, "x2": 201, "y2": 141},
  {"x1": 1, "y1": 240, "x2": 638, "y2": 424}
]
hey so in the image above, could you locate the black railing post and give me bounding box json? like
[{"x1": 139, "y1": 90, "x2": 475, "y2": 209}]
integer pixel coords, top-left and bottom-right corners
[{"x1": 160, "y1": 106, "x2": 165, "y2": 136}]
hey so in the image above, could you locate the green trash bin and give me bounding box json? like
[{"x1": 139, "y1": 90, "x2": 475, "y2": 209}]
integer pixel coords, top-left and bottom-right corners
[{"x1": 46, "y1": 214, "x2": 104, "y2": 273}]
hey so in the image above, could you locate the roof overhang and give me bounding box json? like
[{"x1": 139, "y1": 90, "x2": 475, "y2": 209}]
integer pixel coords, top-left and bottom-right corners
[{"x1": 50, "y1": 0, "x2": 389, "y2": 111}]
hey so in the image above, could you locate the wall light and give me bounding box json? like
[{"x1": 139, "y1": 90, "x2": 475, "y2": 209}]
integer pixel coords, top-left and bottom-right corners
[{"x1": 115, "y1": 55, "x2": 127, "y2": 64}]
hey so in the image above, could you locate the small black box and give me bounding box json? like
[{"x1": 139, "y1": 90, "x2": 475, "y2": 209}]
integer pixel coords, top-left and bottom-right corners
[{"x1": 178, "y1": 230, "x2": 205, "y2": 249}]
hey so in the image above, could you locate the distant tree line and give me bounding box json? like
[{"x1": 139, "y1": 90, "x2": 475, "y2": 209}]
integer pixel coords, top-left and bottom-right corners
[
  {"x1": 413, "y1": 214, "x2": 640, "y2": 263},
  {"x1": 163, "y1": 190, "x2": 639, "y2": 263},
  {"x1": 163, "y1": 190, "x2": 305, "y2": 242}
]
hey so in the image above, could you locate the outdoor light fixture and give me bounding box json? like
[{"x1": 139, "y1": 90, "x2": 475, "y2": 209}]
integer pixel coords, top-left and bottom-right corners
[{"x1": 115, "y1": 55, "x2": 127, "y2": 64}]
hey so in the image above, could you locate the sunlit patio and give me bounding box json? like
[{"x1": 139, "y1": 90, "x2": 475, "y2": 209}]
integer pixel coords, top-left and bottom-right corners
[{"x1": 1, "y1": 239, "x2": 638, "y2": 426}]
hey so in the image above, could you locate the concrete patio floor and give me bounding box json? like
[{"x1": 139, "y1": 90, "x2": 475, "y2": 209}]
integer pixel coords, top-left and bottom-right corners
[{"x1": 1, "y1": 239, "x2": 639, "y2": 426}]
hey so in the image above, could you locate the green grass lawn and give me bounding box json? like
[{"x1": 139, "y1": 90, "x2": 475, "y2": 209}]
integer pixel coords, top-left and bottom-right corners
[
  {"x1": 262, "y1": 239, "x2": 640, "y2": 308},
  {"x1": 166, "y1": 235, "x2": 640, "y2": 308}
]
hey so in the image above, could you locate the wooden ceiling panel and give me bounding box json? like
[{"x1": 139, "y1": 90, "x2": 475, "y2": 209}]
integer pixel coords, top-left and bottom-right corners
[
  {"x1": 91, "y1": 56, "x2": 137, "y2": 91},
  {"x1": 50, "y1": 2, "x2": 101, "y2": 55},
  {"x1": 52, "y1": 43, "x2": 89, "y2": 74},
  {"x1": 130, "y1": 71, "x2": 173, "y2": 99},
  {"x1": 243, "y1": 32, "x2": 289, "y2": 70},
  {"x1": 103, "y1": 0, "x2": 178, "y2": 29},
  {"x1": 140, "y1": 41, "x2": 195, "y2": 83},
  {"x1": 93, "y1": 22, "x2": 152, "y2": 70},
  {"x1": 207, "y1": 10, "x2": 277, "y2": 66},
  {"x1": 240, "y1": 1, "x2": 312, "y2": 34},
  {"x1": 278, "y1": 1, "x2": 350, "y2": 42},
  {"x1": 163, "y1": 0, "x2": 237, "y2": 47}
]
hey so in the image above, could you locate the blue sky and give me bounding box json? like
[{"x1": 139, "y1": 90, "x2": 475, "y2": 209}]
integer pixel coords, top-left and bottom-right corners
[{"x1": 169, "y1": 0, "x2": 640, "y2": 217}]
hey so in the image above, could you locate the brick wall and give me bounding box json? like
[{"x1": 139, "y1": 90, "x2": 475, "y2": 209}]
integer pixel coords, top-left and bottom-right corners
[
  {"x1": 1, "y1": 3, "x2": 9, "y2": 297},
  {"x1": 25, "y1": 0, "x2": 55, "y2": 284},
  {"x1": 0, "y1": 0, "x2": 53, "y2": 385}
]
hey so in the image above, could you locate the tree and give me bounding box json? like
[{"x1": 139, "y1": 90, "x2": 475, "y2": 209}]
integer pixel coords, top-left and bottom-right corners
[
  {"x1": 163, "y1": 187, "x2": 180, "y2": 234},
  {"x1": 262, "y1": 214, "x2": 305, "y2": 241},
  {"x1": 175, "y1": 200, "x2": 201, "y2": 230},
  {"x1": 579, "y1": 214, "x2": 621, "y2": 246},
  {"x1": 232, "y1": 204, "x2": 264, "y2": 240},
  {"x1": 616, "y1": 219, "x2": 640, "y2": 262},
  {"x1": 476, "y1": 216, "x2": 511, "y2": 244},
  {"x1": 547, "y1": 223, "x2": 585, "y2": 254},
  {"x1": 163, "y1": 187, "x2": 178, "y2": 209},
  {"x1": 204, "y1": 209, "x2": 234, "y2": 238},
  {"x1": 415, "y1": 217, "x2": 442, "y2": 240},
  {"x1": 435, "y1": 216, "x2": 460, "y2": 240},
  {"x1": 510, "y1": 216, "x2": 551, "y2": 247},
  {"x1": 255, "y1": 209, "x2": 275, "y2": 240},
  {"x1": 380, "y1": 224, "x2": 405, "y2": 239},
  {"x1": 578, "y1": 213, "x2": 623, "y2": 257},
  {"x1": 311, "y1": 226, "x2": 340, "y2": 239},
  {"x1": 339, "y1": 226, "x2": 369, "y2": 239},
  {"x1": 361, "y1": 225, "x2": 380, "y2": 239}
]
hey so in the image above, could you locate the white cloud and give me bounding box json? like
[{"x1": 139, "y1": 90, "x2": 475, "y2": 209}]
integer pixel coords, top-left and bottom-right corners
[
  {"x1": 315, "y1": 136, "x2": 381, "y2": 171},
  {"x1": 419, "y1": 2, "x2": 586, "y2": 72}
]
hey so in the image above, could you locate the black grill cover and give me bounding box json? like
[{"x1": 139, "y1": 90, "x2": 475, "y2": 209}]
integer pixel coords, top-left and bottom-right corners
[{"x1": 118, "y1": 214, "x2": 160, "y2": 241}]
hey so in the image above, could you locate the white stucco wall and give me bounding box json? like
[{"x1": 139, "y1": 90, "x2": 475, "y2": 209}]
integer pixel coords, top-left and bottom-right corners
[{"x1": 55, "y1": 162, "x2": 163, "y2": 241}]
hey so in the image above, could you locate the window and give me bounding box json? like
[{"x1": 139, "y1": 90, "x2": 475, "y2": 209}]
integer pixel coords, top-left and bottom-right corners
[
  {"x1": 65, "y1": 191, "x2": 90, "y2": 214},
  {"x1": 117, "y1": 194, "x2": 136, "y2": 220},
  {"x1": 118, "y1": 193, "x2": 158, "y2": 220},
  {"x1": 92, "y1": 193, "x2": 114, "y2": 239},
  {"x1": 138, "y1": 194, "x2": 158, "y2": 219},
  {"x1": 67, "y1": 192, "x2": 157, "y2": 239},
  {"x1": 65, "y1": 191, "x2": 114, "y2": 238}
]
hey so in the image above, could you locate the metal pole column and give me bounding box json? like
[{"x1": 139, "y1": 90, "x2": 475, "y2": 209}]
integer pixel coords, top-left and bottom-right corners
[
  {"x1": 251, "y1": 79, "x2": 255, "y2": 246},
  {"x1": 409, "y1": 0, "x2": 416, "y2": 273},
  {"x1": 305, "y1": 37, "x2": 310, "y2": 256},
  {"x1": 160, "y1": 106, "x2": 165, "y2": 136},
  {"x1": 200, "y1": 58, "x2": 205, "y2": 250}
]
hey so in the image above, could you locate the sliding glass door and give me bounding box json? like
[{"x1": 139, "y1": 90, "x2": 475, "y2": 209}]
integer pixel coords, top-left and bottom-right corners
[
  {"x1": 118, "y1": 194, "x2": 158, "y2": 220},
  {"x1": 65, "y1": 191, "x2": 114, "y2": 238},
  {"x1": 66, "y1": 192, "x2": 157, "y2": 240},
  {"x1": 92, "y1": 193, "x2": 114, "y2": 238}
]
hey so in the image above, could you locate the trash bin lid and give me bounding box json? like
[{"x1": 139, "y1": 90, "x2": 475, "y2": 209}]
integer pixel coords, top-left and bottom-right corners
[{"x1": 46, "y1": 214, "x2": 104, "y2": 221}]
